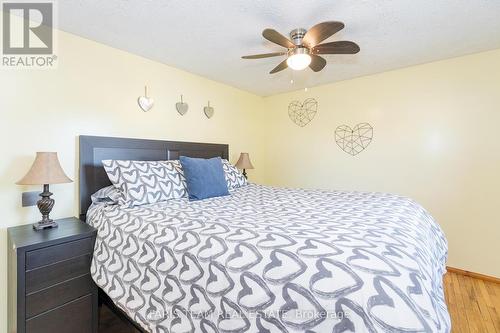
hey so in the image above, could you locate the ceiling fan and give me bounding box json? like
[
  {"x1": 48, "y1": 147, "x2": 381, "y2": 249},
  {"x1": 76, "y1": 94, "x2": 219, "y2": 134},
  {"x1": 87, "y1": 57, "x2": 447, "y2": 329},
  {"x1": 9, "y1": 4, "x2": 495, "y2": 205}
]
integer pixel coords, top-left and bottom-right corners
[{"x1": 242, "y1": 21, "x2": 360, "y2": 74}]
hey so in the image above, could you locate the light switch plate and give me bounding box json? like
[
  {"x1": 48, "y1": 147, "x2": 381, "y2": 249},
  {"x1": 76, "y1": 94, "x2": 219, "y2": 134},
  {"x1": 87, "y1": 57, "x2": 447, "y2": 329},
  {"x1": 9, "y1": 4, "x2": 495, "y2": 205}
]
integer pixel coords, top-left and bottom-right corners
[{"x1": 22, "y1": 191, "x2": 40, "y2": 207}]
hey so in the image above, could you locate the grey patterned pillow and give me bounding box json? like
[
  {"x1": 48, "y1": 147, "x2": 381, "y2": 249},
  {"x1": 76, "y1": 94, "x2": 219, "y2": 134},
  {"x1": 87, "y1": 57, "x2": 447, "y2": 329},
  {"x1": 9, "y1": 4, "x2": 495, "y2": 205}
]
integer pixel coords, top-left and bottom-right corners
[
  {"x1": 91, "y1": 185, "x2": 121, "y2": 204},
  {"x1": 222, "y1": 159, "x2": 248, "y2": 189},
  {"x1": 102, "y1": 160, "x2": 187, "y2": 207}
]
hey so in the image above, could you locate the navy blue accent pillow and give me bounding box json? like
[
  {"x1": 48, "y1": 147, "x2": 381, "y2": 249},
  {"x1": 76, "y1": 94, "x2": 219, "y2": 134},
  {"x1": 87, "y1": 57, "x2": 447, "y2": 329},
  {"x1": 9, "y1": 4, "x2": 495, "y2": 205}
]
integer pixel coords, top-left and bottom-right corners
[{"x1": 179, "y1": 156, "x2": 230, "y2": 201}]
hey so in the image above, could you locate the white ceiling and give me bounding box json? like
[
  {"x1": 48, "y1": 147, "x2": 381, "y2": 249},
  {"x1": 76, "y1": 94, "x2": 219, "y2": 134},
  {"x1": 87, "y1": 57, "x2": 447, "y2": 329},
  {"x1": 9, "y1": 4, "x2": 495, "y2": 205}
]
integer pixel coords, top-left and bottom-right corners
[{"x1": 58, "y1": 0, "x2": 500, "y2": 96}]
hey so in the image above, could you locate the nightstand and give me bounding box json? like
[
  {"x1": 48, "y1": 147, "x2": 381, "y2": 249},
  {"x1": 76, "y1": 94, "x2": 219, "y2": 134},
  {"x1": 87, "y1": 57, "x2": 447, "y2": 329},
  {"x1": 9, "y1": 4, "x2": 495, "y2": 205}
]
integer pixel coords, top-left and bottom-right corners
[{"x1": 8, "y1": 217, "x2": 98, "y2": 333}]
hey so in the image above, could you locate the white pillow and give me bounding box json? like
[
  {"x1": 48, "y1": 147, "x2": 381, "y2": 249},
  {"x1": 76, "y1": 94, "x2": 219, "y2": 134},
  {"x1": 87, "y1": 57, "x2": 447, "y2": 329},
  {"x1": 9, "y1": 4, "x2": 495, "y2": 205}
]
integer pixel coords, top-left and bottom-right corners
[
  {"x1": 91, "y1": 185, "x2": 121, "y2": 204},
  {"x1": 102, "y1": 160, "x2": 187, "y2": 207},
  {"x1": 222, "y1": 159, "x2": 248, "y2": 190}
]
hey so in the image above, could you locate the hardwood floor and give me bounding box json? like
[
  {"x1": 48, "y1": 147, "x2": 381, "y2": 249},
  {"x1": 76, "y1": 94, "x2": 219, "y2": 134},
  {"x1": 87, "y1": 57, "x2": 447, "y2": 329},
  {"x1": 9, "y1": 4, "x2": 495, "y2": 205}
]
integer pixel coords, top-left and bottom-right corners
[
  {"x1": 444, "y1": 271, "x2": 500, "y2": 332},
  {"x1": 99, "y1": 271, "x2": 500, "y2": 332}
]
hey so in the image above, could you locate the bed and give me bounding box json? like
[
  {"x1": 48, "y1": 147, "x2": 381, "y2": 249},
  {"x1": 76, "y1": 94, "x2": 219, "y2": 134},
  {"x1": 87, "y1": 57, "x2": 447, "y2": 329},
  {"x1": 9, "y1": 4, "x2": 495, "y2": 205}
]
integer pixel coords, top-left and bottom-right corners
[{"x1": 79, "y1": 135, "x2": 450, "y2": 333}]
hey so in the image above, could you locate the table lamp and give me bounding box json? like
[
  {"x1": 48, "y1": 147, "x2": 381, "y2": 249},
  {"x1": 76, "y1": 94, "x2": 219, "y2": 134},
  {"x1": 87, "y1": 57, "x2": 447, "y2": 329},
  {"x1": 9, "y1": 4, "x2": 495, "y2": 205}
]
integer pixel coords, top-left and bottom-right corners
[
  {"x1": 235, "y1": 152, "x2": 254, "y2": 179},
  {"x1": 16, "y1": 152, "x2": 72, "y2": 230}
]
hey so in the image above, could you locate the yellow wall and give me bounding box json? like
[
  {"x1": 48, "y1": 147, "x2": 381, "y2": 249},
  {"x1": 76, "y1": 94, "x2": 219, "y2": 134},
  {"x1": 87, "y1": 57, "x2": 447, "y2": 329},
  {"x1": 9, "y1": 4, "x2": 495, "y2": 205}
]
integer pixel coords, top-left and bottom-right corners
[
  {"x1": 0, "y1": 26, "x2": 265, "y2": 332},
  {"x1": 262, "y1": 49, "x2": 500, "y2": 279},
  {"x1": 1, "y1": 11, "x2": 500, "y2": 333}
]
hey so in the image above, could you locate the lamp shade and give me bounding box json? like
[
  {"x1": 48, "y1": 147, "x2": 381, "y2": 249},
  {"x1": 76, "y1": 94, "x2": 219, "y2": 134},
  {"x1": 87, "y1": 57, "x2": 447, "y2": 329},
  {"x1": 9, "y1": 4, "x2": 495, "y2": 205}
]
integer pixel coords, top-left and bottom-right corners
[
  {"x1": 235, "y1": 153, "x2": 254, "y2": 170},
  {"x1": 16, "y1": 152, "x2": 72, "y2": 185}
]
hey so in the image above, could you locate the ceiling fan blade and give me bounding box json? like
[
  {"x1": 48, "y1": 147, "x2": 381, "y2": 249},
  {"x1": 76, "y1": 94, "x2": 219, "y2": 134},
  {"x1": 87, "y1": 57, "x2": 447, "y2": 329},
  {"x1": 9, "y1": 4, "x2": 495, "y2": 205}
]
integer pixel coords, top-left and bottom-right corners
[
  {"x1": 262, "y1": 29, "x2": 295, "y2": 48},
  {"x1": 270, "y1": 59, "x2": 288, "y2": 74},
  {"x1": 309, "y1": 55, "x2": 327, "y2": 72},
  {"x1": 302, "y1": 21, "x2": 345, "y2": 47},
  {"x1": 313, "y1": 41, "x2": 360, "y2": 54},
  {"x1": 242, "y1": 52, "x2": 286, "y2": 59}
]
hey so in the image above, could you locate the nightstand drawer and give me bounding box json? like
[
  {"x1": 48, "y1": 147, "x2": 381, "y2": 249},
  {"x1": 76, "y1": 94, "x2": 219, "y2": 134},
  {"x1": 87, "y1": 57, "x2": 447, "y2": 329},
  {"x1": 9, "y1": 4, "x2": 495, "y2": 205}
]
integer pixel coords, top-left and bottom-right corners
[
  {"x1": 26, "y1": 254, "x2": 92, "y2": 293},
  {"x1": 9, "y1": 217, "x2": 98, "y2": 333},
  {"x1": 26, "y1": 274, "x2": 94, "y2": 318},
  {"x1": 26, "y1": 237, "x2": 94, "y2": 270},
  {"x1": 25, "y1": 294, "x2": 93, "y2": 333}
]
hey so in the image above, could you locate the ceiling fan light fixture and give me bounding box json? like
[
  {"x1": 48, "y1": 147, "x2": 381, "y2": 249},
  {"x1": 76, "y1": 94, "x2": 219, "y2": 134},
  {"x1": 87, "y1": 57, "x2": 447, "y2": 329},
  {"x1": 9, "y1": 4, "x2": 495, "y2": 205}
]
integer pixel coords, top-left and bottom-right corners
[
  {"x1": 242, "y1": 21, "x2": 358, "y2": 74},
  {"x1": 287, "y1": 54, "x2": 311, "y2": 71},
  {"x1": 286, "y1": 48, "x2": 311, "y2": 71}
]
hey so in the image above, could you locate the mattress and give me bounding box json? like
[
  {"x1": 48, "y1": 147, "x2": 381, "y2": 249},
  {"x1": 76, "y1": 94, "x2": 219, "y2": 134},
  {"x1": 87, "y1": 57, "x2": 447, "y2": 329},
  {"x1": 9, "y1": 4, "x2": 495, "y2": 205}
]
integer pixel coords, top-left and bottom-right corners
[{"x1": 87, "y1": 184, "x2": 450, "y2": 332}]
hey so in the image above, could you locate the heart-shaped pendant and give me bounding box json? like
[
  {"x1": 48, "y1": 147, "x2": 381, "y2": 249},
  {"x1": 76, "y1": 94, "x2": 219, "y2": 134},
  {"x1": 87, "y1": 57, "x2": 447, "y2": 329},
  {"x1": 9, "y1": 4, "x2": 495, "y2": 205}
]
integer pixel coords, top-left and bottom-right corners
[
  {"x1": 288, "y1": 98, "x2": 318, "y2": 127},
  {"x1": 175, "y1": 95, "x2": 188, "y2": 115},
  {"x1": 137, "y1": 86, "x2": 154, "y2": 112},
  {"x1": 335, "y1": 123, "x2": 373, "y2": 156},
  {"x1": 138, "y1": 96, "x2": 154, "y2": 112},
  {"x1": 204, "y1": 101, "x2": 214, "y2": 119}
]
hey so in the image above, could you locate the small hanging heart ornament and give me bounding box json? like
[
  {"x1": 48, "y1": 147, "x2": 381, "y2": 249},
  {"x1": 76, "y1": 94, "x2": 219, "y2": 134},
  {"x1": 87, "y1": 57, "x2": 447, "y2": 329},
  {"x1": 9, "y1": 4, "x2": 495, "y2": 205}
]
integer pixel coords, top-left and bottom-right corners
[
  {"x1": 175, "y1": 95, "x2": 188, "y2": 115},
  {"x1": 204, "y1": 101, "x2": 214, "y2": 119},
  {"x1": 138, "y1": 86, "x2": 154, "y2": 112}
]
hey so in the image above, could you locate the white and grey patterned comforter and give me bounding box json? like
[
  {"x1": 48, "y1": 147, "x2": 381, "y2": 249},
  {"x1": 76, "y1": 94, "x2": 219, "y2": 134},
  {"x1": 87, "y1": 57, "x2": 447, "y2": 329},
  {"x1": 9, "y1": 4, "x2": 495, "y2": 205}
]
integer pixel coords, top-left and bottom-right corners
[{"x1": 88, "y1": 184, "x2": 450, "y2": 333}]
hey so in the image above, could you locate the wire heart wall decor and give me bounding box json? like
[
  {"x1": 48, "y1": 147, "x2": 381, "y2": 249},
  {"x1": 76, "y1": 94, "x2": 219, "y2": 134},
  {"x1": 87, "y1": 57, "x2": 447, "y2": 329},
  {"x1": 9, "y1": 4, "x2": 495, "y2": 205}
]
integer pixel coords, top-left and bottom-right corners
[
  {"x1": 335, "y1": 123, "x2": 373, "y2": 156},
  {"x1": 288, "y1": 98, "x2": 318, "y2": 127}
]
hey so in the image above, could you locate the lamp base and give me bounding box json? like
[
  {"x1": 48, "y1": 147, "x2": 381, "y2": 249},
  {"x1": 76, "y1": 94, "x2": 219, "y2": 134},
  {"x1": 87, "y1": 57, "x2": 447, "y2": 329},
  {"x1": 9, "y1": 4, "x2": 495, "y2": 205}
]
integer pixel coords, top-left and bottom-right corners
[
  {"x1": 33, "y1": 220, "x2": 58, "y2": 230},
  {"x1": 34, "y1": 184, "x2": 56, "y2": 231}
]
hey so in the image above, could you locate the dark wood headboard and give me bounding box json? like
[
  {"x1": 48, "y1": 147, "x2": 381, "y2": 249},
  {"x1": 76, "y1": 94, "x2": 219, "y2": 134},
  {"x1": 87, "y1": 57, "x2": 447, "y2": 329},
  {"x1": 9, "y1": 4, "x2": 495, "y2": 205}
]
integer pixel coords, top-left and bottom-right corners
[{"x1": 79, "y1": 135, "x2": 229, "y2": 220}]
